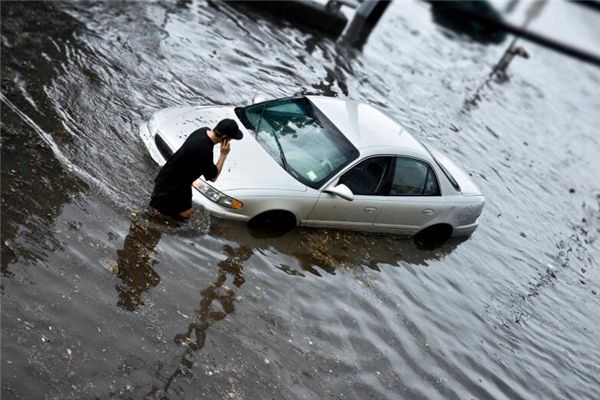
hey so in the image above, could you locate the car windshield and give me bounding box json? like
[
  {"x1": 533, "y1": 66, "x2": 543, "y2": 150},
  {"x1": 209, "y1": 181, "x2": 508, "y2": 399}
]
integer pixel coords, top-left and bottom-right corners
[{"x1": 235, "y1": 97, "x2": 359, "y2": 189}]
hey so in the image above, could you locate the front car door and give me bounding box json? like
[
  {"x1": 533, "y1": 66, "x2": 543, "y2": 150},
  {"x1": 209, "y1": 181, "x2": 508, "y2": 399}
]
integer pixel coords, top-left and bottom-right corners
[
  {"x1": 304, "y1": 157, "x2": 392, "y2": 231},
  {"x1": 373, "y1": 157, "x2": 446, "y2": 234}
]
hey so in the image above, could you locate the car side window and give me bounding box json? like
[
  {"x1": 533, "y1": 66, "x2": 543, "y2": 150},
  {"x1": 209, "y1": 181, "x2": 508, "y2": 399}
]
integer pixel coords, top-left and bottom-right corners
[
  {"x1": 338, "y1": 157, "x2": 390, "y2": 196},
  {"x1": 390, "y1": 157, "x2": 440, "y2": 196}
]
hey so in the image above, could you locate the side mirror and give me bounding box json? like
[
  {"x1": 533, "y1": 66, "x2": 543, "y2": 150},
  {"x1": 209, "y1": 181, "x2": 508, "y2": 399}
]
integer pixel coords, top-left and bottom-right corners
[
  {"x1": 323, "y1": 183, "x2": 354, "y2": 201},
  {"x1": 252, "y1": 92, "x2": 269, "y2": 104}
]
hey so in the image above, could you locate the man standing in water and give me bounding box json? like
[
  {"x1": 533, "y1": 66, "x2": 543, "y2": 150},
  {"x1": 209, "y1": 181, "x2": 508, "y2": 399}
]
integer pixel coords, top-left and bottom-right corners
[{"x1": 150, "y1": 119, "x2": 243, "y2": 220}]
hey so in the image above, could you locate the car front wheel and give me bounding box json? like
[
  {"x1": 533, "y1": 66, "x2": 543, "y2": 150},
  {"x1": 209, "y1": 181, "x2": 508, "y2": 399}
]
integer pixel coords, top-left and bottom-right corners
[{"x1": 248, "y1": 210, "x2": 297, "y2": 233}]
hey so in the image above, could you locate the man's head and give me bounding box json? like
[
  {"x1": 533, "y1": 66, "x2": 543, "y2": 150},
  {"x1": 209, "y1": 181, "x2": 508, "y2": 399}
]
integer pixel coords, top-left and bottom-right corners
[{"x1": 213, "y1": 119, "x2": 244, "y2": 141}]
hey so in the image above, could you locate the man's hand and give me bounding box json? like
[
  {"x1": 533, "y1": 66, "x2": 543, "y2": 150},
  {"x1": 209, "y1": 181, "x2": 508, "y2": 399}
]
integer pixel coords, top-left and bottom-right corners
[
  {"x1": 220, "y1": 138, "x2": 231, "y2": 156},
  {"x1": 211, "y1": 139, "x2": 230, "y2": 182}
]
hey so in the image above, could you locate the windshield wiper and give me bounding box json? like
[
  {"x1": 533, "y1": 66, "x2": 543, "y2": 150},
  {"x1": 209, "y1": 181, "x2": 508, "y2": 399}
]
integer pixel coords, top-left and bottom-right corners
[
  {"x1": 268, "y1": 130, "x2": 288, "y2": 171},
  {"x1": 254, "y1": 107, "x2": 288, "y2": 171}
]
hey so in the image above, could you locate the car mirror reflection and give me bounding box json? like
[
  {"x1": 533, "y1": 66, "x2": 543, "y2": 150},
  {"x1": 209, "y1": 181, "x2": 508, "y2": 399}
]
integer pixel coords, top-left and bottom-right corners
[{"x1": 252, "y1": 92, "x2": 269, "y2": 104}]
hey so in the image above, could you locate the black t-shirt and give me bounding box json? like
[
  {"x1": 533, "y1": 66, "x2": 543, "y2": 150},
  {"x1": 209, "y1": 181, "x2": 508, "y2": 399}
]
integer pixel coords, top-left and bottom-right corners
[{"x1": 150, "y1": 127, "x2": 218, "y2": 215}]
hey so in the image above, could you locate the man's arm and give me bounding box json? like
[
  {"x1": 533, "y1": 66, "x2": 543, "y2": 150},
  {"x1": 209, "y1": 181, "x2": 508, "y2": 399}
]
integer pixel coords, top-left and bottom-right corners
[{"x1": 209, "y1": 139, "x2": 230, "y2": 182}]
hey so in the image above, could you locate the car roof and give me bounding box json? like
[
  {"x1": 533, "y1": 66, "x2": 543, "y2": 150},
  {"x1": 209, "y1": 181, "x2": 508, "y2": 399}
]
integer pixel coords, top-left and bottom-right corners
[{"x1": 306, "y1": 96, "x2": 429, "y2": 157}]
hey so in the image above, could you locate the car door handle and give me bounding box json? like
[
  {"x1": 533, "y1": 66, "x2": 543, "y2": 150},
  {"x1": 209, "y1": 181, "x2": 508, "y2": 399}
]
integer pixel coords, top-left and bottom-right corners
[
  {"x1": 422, "y1": 209, "x2": 434, "y2": 216},
  {"x1": 364, "y1": 207, "x2": 377, "y2": 214}
]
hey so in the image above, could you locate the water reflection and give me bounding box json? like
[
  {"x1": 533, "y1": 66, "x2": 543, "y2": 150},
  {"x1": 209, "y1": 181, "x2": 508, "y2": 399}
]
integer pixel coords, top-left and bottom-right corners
[
  {"x1": 114, "y1": 216, "x2": 163, "y2": 311},
  {"x1": 429, "y1": 0, "x2": 507, "y2": 44},
  {"x1": 149, "y1": 242, "x2": 252, "y2": 398},
  {"x1": 149, "y1": 223, "x2": 463, "y2": 398},
  {"x1": 310, "y1": 44, "x2": 356, "y2": 97},
  {"x1": 113, "y1": 211, "x2": 196, "y2": 311},
  {"x1": 218, "y1": 218, "x2": 467, "y2": 274},
  {"x1": 113, "y1": 212, "x2": 464, "y2": 397}
]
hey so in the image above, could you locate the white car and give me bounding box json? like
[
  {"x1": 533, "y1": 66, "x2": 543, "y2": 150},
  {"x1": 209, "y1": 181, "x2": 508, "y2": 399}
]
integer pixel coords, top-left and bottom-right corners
[{"x1": 140, "y1": 95, "x2": 484, "y2": 237}]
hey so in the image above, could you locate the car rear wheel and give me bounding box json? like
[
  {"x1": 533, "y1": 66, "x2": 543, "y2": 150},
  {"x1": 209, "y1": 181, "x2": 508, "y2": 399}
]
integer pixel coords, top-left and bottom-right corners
[{"x1": 414, "y1": 224, "x2": 453, "y2": 249}]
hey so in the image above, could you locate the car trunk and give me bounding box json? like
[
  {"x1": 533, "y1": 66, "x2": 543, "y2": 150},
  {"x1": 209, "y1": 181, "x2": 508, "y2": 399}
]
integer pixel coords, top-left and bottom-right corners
[{"x1": 430, "y1": 148, "x2": 482, "y2": 196}]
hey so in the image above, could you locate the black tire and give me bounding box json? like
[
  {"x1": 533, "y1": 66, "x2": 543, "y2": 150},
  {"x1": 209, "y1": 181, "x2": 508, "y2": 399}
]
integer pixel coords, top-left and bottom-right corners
[
  {"x1": 248, "y1": 210, "x2": 297, "y2": 236},
  {"x1": 414, "y1": 224, "x2": 453, "y2": 250}
]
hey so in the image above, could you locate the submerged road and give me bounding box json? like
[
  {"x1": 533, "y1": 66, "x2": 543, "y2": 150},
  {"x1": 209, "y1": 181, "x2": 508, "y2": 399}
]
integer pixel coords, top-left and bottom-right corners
[{"x1": 1, "y1": 1, "x2": 599, "y2": 399}]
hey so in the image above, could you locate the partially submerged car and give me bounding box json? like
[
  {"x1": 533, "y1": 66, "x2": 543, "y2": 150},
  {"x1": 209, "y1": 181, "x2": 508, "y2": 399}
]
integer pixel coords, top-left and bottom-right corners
[{"x1": 140, "y1": 96, "x2": 484, "y2": 237}]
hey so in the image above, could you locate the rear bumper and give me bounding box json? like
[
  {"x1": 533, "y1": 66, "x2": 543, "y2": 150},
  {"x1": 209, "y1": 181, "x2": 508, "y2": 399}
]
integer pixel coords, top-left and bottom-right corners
[
  {"x1": 452, "y1": 221, "x2": 479, "y2": 237},
  {"x1": 192, "y1": 190, "x2": 250, "y2": 222}
]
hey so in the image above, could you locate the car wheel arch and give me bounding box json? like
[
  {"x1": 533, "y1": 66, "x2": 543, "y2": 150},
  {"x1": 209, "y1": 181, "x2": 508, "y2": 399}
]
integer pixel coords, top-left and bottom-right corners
[
  {"x1": 248, "y1": 209, "x2": 298, "y2": 229},
  {"x1": 414, "y1": 223, "x2": 453, "y2": 249}
]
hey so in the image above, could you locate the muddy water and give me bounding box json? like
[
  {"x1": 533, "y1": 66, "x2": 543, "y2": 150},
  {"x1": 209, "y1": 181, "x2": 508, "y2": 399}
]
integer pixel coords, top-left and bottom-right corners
[{"x1": 2, "y1": 1, "x2": 599, "y2": 399}]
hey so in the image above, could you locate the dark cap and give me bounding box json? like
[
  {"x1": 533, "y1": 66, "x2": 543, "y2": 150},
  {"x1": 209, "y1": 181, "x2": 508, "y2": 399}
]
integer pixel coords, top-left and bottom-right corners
[{"x1": 214, "y1": 119, "x2": 243, "y2": 140}]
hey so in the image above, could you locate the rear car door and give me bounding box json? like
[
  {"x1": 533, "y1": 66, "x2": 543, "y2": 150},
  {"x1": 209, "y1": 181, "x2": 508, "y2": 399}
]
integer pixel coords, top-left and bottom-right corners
[
  {"x1": 373, "y1": 157, "x2": 446, "y2": 234},
  {"x1": 305, "y1": 157, "x2": 392, "y2": 230}
]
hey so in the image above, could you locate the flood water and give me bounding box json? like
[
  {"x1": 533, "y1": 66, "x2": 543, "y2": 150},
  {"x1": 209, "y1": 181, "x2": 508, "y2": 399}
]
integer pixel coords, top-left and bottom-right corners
[{"x1": 1, "y1": 1, "x2": 599, "y2": 399}]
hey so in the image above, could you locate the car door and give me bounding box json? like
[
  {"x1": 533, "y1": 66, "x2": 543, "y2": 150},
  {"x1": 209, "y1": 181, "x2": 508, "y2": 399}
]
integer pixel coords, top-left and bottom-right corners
[
  {"x1": 373, "y1": 157, "x2": 446, "y2": 234},
  {"x1": 305, "y1": 157, "x2": 392, "y2": 230}
]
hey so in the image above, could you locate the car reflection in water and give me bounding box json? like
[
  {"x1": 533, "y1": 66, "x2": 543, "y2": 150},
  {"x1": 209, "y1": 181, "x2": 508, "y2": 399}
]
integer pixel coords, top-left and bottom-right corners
[{"x1": 113, "y1": 213, "x2": 467, "y2": 397}]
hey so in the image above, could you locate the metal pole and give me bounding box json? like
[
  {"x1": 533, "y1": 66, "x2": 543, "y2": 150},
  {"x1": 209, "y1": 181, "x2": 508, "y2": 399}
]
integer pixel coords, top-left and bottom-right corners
[
  {"x1": 443, "y1": 5, "x2": 600, "y2": 68},
  {"x1": 340, "y1": 0, "x2": 391, "y2": 47}
]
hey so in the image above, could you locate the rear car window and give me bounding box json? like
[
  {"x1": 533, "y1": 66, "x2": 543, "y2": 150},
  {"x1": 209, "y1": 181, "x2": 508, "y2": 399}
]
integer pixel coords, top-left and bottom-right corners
[{"x1": 389, "y1": 157, "x2": 440, "y2": 196}]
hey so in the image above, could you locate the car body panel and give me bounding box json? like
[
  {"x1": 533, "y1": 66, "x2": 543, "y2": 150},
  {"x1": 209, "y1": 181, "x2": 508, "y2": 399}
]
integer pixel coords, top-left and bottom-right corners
[
  {"x1": 429, "y1": 147, "x2": 482, "y2": 196},
  {"x1": 304, "y1": 192, "x2": 382, "y2": 230},
  {"x1": 192, "y1": 189, "x2": 320, "y2": 224},
  {"x1": 140, "y1": 96, "x2": 485, "y2": 237},
  {"x1": 373, "y1": 196, "x2": 448, "y2": 234}
]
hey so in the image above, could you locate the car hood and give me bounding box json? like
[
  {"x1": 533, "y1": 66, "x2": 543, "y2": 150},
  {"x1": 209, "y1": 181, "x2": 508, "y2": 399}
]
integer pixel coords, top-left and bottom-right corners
[{"x1": 153, "y1": 105, "x2": 307, "y2": 192}]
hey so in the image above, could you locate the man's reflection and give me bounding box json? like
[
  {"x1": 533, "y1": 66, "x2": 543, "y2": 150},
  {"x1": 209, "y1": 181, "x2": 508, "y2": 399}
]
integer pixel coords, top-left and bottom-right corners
[
  {"x1": 113, "y1": 213, "x2": 166, "y2": 311},
  {"x1": 148, "y1": 243, "x2": 252, "y2": 397},
  {"x1": 113, "y1": 211, "x2": 464, "y2": 397},
  {"x1": 173, "y1": 243, "x2": 250, "y2": 350}
]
